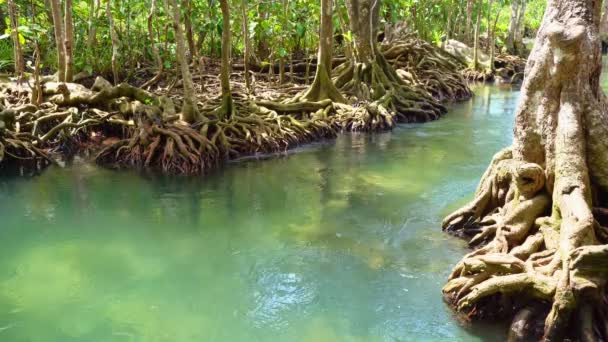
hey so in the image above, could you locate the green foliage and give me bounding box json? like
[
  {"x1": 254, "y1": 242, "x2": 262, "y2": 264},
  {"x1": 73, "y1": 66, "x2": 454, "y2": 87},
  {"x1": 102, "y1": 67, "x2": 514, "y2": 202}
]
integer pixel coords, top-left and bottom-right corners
[
  {"x1": 0, "y1": 40, "x2": 13, "y2": 72},
  {"x1": 7, "y1": 0, "x2": 546, "y2": 78}
]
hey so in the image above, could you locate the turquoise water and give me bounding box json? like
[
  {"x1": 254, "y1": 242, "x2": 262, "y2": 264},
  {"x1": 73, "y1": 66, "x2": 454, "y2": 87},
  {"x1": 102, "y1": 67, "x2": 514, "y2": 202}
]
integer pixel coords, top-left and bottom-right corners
[{"x1": 0, "y1": 84, "x2": 520, "y2": 341}]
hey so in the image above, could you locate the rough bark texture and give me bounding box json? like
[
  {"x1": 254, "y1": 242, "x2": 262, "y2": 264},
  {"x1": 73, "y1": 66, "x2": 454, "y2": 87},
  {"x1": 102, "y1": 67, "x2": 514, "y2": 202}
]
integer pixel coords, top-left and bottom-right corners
[
  {"x1": 167, "y1": 0, "x2": 201, "y2": 123},
  {"x1": 333, "y1": 0, "x2": 447, "y2": 130},
  {"x1": 465, "y1": 0, "x2": 474, "y2": 44},
  {"x1": 141, "y1": 0, "x2": 163, "y2": 89},
  {"x1": 601, "y1": 0, "x2": 608, "y2": 40},
  {"x1": 514, "y1": 0, "x2": 526, "y2": 53},
  {"x1": 472, "y1": 0, "x2": 481, "y2": 70},
  {"x1": 219, "y1": 0, "x2": 234, "y2": 118},
  {"x1": 299, "y1": 0, "x2": 345, "y2": 103},
  {"x1": 50, "y1": 0, "x2": 66, "y2": 82},
  {"x1": 240, "y1": 0, "x2": 252, "y2": 94},
  {"x1": 7, "y1": 0, "x2": 24, "y2": 77},
  {"x1": 442, "y1": 0, "x2": 608, "y2": 340},
  {"x1": 64, "y1": 0, "x2": 74, "y2": 82},
  {"x1": 106, "y1": 0, "x2": 120, "y2": 84},
  {"x1": 506, "y1": 0, "x2": 520, "y2": 54}
]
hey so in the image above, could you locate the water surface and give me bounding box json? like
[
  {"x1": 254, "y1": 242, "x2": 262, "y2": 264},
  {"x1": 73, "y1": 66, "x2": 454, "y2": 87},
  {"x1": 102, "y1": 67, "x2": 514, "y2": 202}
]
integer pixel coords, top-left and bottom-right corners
[{"x1": 0, "y1": 84, "x2": 520, "y2": 341}]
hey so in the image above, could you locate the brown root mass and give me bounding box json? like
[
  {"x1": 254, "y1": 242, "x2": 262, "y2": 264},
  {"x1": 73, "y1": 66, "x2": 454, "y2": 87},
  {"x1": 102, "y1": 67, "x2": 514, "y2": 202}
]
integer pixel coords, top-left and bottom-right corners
[{"x1": 442, "y1": 0, "x2": 608, "y2": 340}]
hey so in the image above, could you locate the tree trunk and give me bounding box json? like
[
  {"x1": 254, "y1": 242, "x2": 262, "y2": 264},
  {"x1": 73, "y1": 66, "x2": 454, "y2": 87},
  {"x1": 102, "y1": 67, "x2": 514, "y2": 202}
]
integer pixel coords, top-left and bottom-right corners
[
  {"x1": 472, "y1": 0, "x2": 481, "y2": 70},
  {"x1": 141, "y1": 0, "x2": 164, "y2": 88},
  {"x1": 64, "y1": 0, "x2": 74, "y2": 82},
  {"x1": 182, "y1": 0, "x2": 197, "y2": 63},
  {"x1": 167, "y1": 0, "x2": 201, "y2": 123},
  {"x1": 514, "y1": 0, "x2": 526, "y2": 53},
  {"x1": 332, "y1": 0, "x2": 446, "y2": 128},
  {"x1": 602, "y1": 0, "x2": 608, "y2": 40},
  {"x1": 50, "y1": 0, "x2": 66, "y2": 82},
  {"x1": 464, "y1": 0, "x2": 474, "y2": 44},
  {"x1": 7, "y1": 0, "x2": 24, "y2": 77},
  {"x1": 506, "y1": 0, "x2": 519, "y2": 54},
  {"x1": 87, "y1": 0, "x2": 98, "y2": 49},
  {"x1": 106, "y1": 0, "x2": 120, "y2": 84},
  {"x1": 486, "y1": 0, "x2": 493, "y2": 54},
  {"x1": 442, "y1": 0, "x2": 608, "y2": 340},
  {"x1": 219, "y1": 0, "x2": 234, "y2": 119},
  {"x1": 300, "y1": 0, "x2": 345, "y2": 103},
  {"x1": 240, "y1": 0, "x2": 253, "y2": 94},
  {"x1": 489, "y1": 7, "x2": 500, "y2": 72},
  {"x1": 279, "y1": 0, "x2": 289, "y2": 84}
]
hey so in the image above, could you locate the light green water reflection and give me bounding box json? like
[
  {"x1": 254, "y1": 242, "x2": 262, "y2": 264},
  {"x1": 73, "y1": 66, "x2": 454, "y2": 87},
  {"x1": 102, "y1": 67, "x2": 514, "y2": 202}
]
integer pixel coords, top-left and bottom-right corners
[{"x1": 0, "y1": 84, "x2": 520, "y2": 341}]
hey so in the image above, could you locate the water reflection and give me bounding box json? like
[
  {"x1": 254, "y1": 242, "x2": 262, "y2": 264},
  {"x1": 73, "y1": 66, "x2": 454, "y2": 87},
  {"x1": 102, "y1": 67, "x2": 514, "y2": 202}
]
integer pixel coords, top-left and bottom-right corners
[{"x1": 0, "y1": 83, "x2": 523, "y2": 341}]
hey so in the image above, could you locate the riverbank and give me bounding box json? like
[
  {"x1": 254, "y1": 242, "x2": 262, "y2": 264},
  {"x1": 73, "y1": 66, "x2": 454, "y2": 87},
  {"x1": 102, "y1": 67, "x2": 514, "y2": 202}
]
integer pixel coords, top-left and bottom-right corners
[{"x1": 0, "y1": 40, "x2": 471, "y2": 176}]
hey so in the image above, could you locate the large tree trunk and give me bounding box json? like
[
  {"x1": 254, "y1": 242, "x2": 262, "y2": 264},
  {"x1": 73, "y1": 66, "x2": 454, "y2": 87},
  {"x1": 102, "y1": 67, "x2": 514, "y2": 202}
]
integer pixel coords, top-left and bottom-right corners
[
  {"x1": 299, "y1": 0, "x2": 345, "y2": 103},
  {"x1": 64, "y1": 0, "x2": 74, "y2": 82},
  {"x1": 219, "y1": 0, "x2": 234, "y2": 119},
  {"x1": 49, "y1": 0, "x2": 66, "y2": 82},
  {"x1": 514, "y1": 0, "x2": 526, "y2": 53},
  {"x1": 167, "y1": 0, "x2": 201, "y2": 123},
  {"x1": 7, "y1": 0, "x2": 24, "y2": 77},
  {"x1": 506, "y1": 0, "x2": 519, "y2": 54},
  {"x1": 333, "y1": 0, "x2": 446, "y2": 128},
  {"x1": 442, "y1": 0, "x2": 608, "y2": 340},
  {"x1": 486, "y1": 0, "x2": 493, "y2": 54},
  {"x1": 240, "y1": 0, "x2": 253, "y2": 94},
  {"x1": 472, "y1": 0, "x2": 481, "y2": 70},
  {"x1": 106, "y1": 0, "x2": 120, "y2": 84},
  {"x1": 141, "y1": 0, "x2": 163, "y2": 88},
  {"x1": 464, "y1": 0, "x2": 474, "y2": 44},
  {"x1": 601, "y1": 0, "x2": 608, "y2": 40},
  {"x1": 182, "y1": 0, "x2": 197, "y2": 63}
]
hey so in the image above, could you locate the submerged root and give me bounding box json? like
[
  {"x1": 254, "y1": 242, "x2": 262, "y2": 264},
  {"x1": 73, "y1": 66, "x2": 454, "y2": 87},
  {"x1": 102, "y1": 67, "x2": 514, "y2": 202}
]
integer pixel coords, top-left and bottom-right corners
[
  {"x1": 96, "y1": 123, "x2": 218, "y2": 174},
  {"x1": 442, "y1": 151, "x2": 608, "y2": 341}
]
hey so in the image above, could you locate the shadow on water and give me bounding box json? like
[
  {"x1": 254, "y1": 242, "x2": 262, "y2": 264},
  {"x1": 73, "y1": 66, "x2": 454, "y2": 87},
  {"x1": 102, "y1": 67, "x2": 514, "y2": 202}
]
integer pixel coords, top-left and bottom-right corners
[{"x1": 0, "y1": 82, "x2": 524, "y2": 341}]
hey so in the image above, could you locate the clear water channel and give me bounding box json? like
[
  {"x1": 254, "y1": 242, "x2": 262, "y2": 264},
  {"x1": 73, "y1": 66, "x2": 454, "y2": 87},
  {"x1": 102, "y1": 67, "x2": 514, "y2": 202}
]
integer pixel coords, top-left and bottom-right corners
[{"x1": 4, "y1": 67, "x2": 605, "y2": 342}]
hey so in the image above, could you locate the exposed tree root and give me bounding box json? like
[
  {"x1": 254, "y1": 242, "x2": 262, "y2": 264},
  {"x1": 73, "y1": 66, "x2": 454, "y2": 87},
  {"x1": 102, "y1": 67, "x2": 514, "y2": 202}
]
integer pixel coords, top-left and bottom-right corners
[
  {"x1": 333, "y1": 51, "x2": 447, "y2": 131},
  {"x1": 380, "y1": 35, "x2": 472, "y2": 102},
  {"x1": 442, "y1": 5, "x2": 608, "y2": 340}
]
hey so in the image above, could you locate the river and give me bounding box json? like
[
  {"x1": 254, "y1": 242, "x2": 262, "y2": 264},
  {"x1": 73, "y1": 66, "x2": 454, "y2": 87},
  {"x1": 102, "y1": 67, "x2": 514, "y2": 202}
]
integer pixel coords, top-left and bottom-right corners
[{"x1": 0, "y1": 74, "x2": 587, "y2": 341}]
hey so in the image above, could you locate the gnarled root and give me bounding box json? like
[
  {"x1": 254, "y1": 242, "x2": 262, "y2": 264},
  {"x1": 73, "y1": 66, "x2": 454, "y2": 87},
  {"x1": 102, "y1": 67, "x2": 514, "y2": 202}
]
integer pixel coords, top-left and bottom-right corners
[
  {"x1": 380, "y1": 35, "x2": 472, "y2": 102},
  {"x1": 96, "y1": 122, "x2": 218, "y2": 174},
  {"x1": 0, "y1": 129, "x2": 52, "y2": 174},
  {"x1": 333, "y1": 52, "x2": 447, "y2": 131}
]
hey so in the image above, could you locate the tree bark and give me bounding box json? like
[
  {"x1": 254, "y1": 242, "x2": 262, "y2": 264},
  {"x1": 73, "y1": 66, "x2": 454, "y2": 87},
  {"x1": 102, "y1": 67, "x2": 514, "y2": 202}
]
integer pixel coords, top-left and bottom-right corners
[
  {"x1": 240, "y1": 0, "x2": 253, "y2": 94},
  {"x1": 182, "y1": 0, "x2": 197, "y2": 63},
  {"x1": 464, "y1": 0, "x2": 474, "y2": 44},
  {"x1": 300, "y1": 0, "x2": 345, "y2": 103},
  {"x1": 472, "y1": 0, "x2": 481, "y2": 70},
  {"x1": 602, "y1": 0, "x2": 608, "y2": 40},
  {"x1": 106, "y1": 0, "x2": 120, "y2": 84},
  {"x1": 167, "y1": 0, "x2": 201, "y2": 123},
  {"x1": 7, "y1": 0, "x2": 24, "y2": 77},
  {"x1": 514, "y1": 0, "x2": 526, "y2": 53},
  {"x1": 219, "y1": 0, "x2": 234, "y2": 118},
  {"x1": 332, "y1": 0, "x2": 446, "y2": 128},
  {"x1": 49, "y1": 0, "x2": 66, "y2": 82},
  {"x1": 141, "y1": 0, "x2": 164, "y2": 88},
  {"x1": 506, "y1": 0, "x2": 519, "y2": 54},
  {"x1": 486, "y1": 0, "x2": 493, "y2": 54},
  {"x1": 442, "y1": 0, "x2": 608, "y2": 339},
  {"x1": 64, "y1": 0, "x2": 74, "y2": 82}
]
